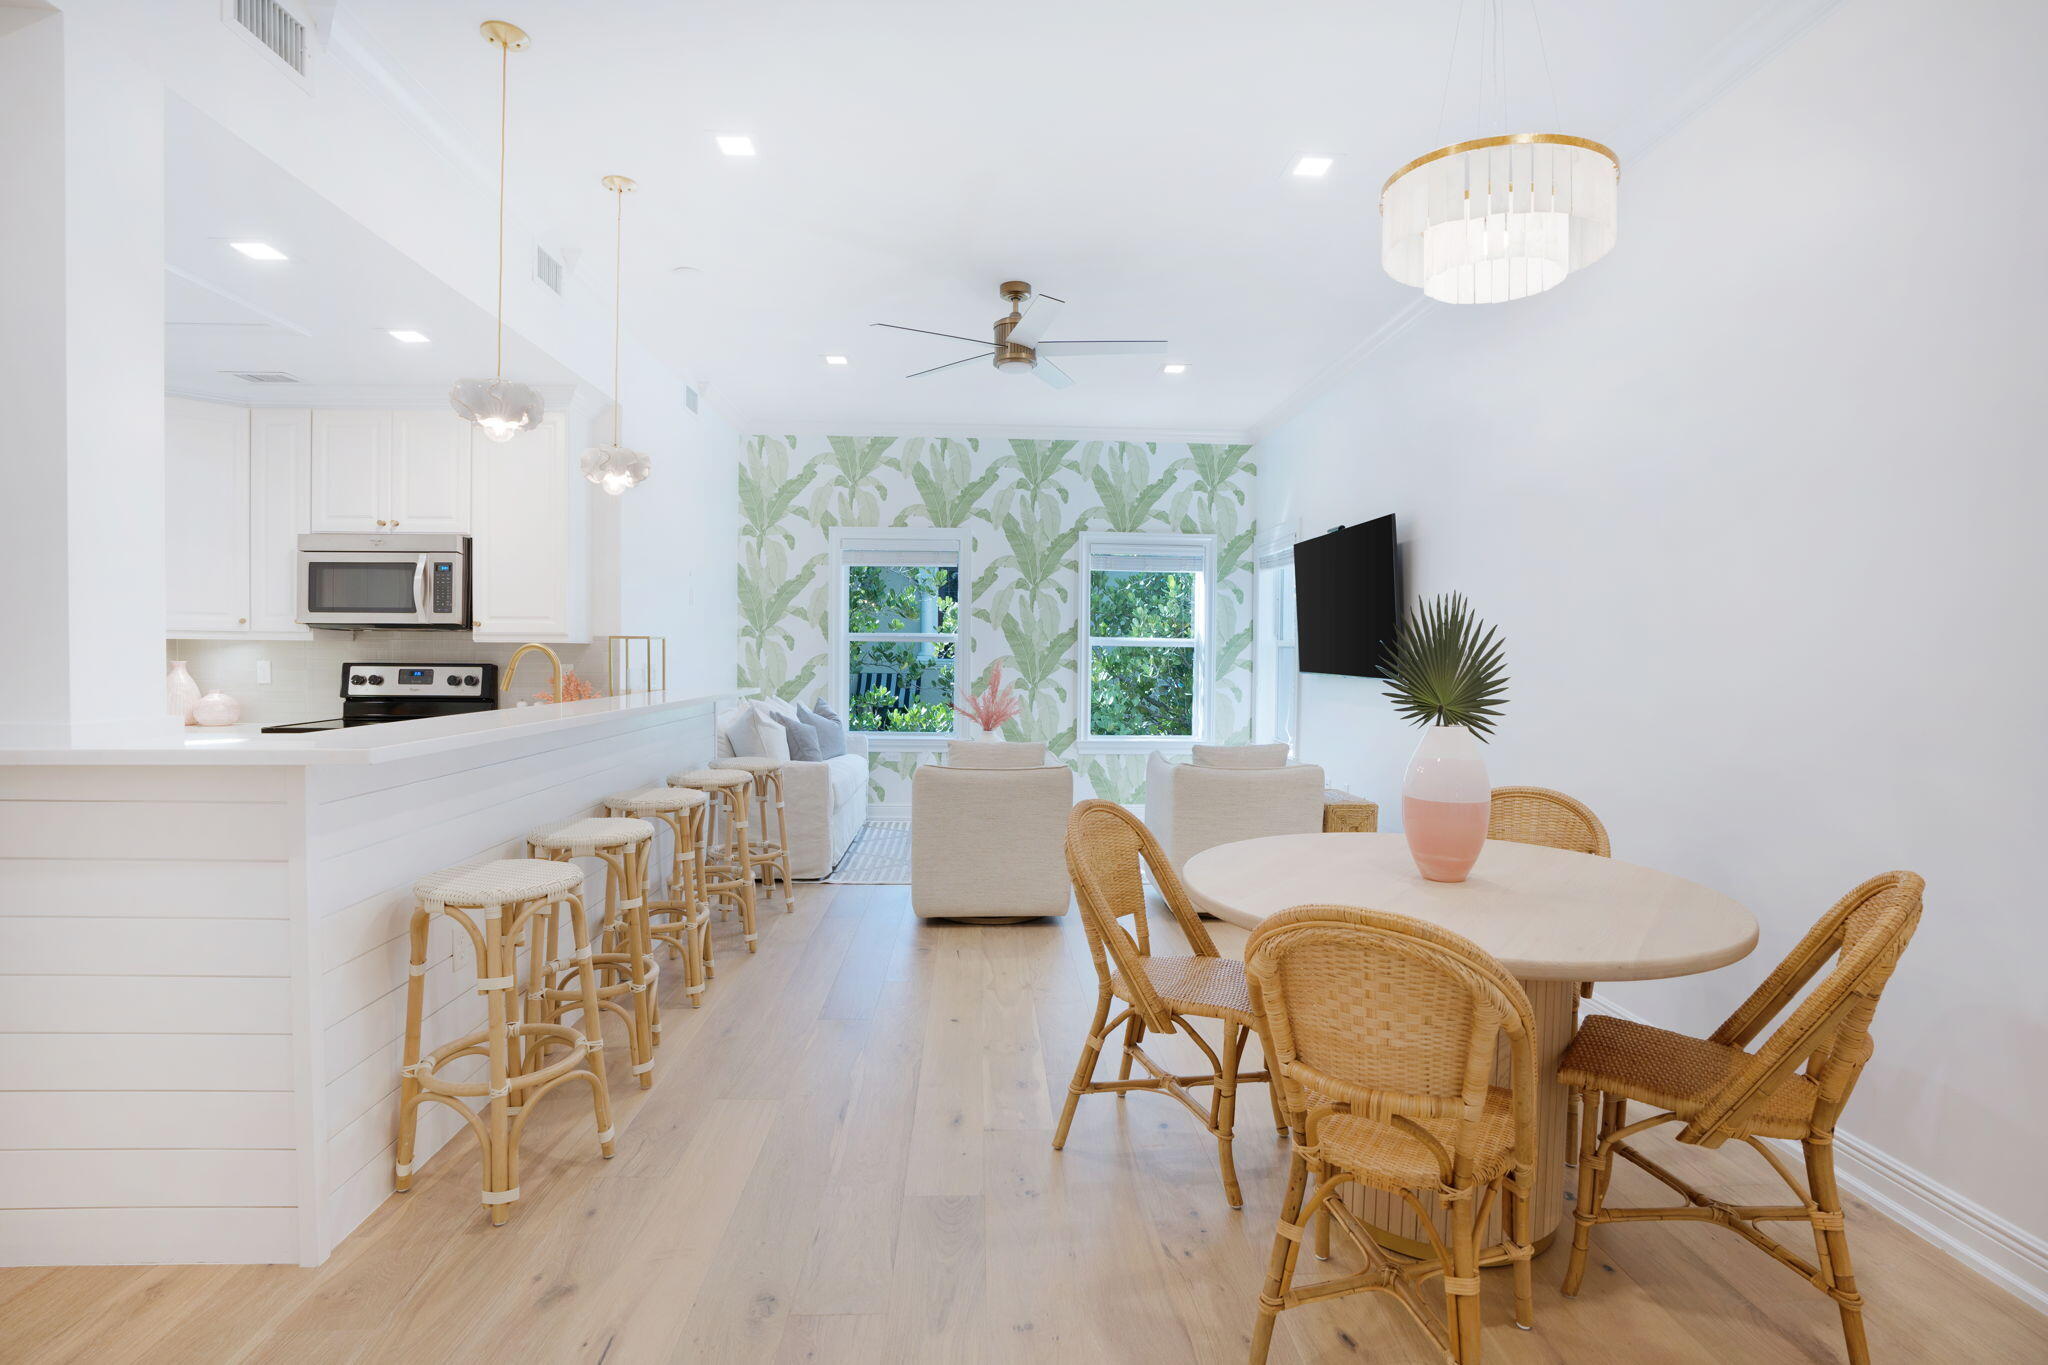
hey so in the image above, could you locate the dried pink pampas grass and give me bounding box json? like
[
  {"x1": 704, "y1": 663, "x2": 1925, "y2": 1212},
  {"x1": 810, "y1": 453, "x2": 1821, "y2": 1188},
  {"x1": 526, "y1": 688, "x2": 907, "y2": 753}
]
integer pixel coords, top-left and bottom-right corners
[{"x1": 955, "y1": 662, "x2": 1023, "y2": 736}]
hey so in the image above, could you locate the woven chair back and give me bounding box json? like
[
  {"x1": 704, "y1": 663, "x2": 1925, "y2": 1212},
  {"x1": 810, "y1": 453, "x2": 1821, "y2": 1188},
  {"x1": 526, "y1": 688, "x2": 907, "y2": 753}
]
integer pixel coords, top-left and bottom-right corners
[
  {"x1": 1487, "y1": 786, "x2": 1611, "y2": 857},
  {"x1": 1246, "y1": 906, "x2": 1537, "y2": 1148},
  {"x1": 1064, "y1": 800, "x2": 1219, "y2": 1032},
  {"x1": 1688, "y1": 871, "x2": 1924, "y2": 1144}
]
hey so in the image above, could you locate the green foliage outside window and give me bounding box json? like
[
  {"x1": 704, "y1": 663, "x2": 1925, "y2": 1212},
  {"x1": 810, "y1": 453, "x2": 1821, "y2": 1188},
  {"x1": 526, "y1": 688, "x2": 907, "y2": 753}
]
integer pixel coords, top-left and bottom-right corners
[
  {"x1": 1089, "y1": 570, "x2": 1198, "y2": 737},
  {"x1": 847, "y1": 565, "x2": 958, "y2": 733}
]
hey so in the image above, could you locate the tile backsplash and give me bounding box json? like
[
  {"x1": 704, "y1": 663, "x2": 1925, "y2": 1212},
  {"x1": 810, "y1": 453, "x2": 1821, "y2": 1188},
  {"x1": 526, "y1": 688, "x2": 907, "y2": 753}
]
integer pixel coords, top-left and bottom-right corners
[{"x1": 167, "y1": 634, "x2": 617, "y2": 725}]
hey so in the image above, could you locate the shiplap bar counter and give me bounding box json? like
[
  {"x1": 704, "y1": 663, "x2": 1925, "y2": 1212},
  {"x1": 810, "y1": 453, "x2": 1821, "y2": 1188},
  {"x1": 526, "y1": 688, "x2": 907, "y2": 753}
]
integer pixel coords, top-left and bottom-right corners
[{"x1": 0, "y1": 690, "x2": 731, "y2": 1267}]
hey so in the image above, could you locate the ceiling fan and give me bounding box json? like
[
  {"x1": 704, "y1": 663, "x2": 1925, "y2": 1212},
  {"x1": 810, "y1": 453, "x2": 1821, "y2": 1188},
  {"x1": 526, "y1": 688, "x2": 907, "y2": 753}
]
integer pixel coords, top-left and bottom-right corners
[{"x1": 872, "y1": 281, "x2": 1168, "y2": 389}]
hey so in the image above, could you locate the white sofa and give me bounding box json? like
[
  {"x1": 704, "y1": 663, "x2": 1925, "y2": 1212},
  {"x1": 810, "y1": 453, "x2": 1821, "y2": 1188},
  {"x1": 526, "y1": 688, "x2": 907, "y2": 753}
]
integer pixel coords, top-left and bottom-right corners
[
  {"x1": 713, "y1": 702, "x2": 869, "y2": 879},
  {"x1": 1143, "y1": 745, "x2": 1341, "y2": 875},
  {"x1": 911, "y1": 742, "x2": 1074, "y2": 919}
]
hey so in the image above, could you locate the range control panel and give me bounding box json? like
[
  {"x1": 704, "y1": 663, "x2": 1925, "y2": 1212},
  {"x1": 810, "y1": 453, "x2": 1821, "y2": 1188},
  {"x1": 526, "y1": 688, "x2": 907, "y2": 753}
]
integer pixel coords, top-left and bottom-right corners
[{"x1": 339, "y1": 662, "x2": 498, "y2": 699}]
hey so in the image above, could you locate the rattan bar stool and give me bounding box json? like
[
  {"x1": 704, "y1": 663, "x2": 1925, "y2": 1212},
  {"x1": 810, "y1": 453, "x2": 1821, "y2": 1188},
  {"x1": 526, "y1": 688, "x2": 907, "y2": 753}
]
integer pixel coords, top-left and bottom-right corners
[
  {"x1": 1557, "y1": 871, "x2": 1924, "y2": 1365},
  {"x1": 528, "y1": 817, "x2": 660, "y2": 1089},
  {"x1": 669, "y1": 768, "x2": 761, "y2": 954},
  {"x1": 711, "y1": 755, "x2": 796, "y2": 915},
  {"x1": 395, "y1": 858, "x2": 615, "y2": 1226},
  {"x1": 605, "y1": 787, "x2": 712, "y2": 1011}
]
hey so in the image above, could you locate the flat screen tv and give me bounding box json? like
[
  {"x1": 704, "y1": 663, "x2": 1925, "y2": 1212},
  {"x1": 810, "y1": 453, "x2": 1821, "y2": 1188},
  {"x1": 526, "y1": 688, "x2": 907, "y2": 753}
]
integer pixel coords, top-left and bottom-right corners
[{"x1": 1294, "y1": 514, "x2": 1401, "y2": 677}]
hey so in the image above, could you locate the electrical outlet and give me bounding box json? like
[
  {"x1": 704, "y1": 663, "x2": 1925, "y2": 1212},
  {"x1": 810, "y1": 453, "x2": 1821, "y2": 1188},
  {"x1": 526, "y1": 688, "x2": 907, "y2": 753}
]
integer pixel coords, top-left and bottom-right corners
[{"x1": 255, "y1": 660, "x2": 272, "y2": 685}]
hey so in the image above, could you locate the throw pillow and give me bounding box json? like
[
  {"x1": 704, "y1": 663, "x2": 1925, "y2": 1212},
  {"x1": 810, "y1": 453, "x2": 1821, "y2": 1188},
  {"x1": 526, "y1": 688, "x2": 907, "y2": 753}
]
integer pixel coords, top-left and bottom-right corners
[
  {"x1": 797, "y1": 702, "x2": 846, "y2": 759},
  {"x1": 1190, "y1": 743, "x2": 1290, "y2": 770},
  {"x1": 945, "y1": 740, "x2": 1048, "y2": 770},
  {"x1": 744, "y1": 703, "x2": 791, "y2": 762},
  {"x1": 773, "y1": 710, "x2": 823, "y2": 762},
  {"x1": 720, "y1": 707, "x2": 763, "y2": 759}
]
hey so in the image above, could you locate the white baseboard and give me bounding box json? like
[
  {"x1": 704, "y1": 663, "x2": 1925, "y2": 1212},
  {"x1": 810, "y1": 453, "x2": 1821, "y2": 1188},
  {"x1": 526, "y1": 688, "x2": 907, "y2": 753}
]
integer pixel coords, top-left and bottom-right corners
[
  {"x1": 868, "y1": 804, "x2": 910, "y2": 823},
  {"x1": 1586, "y1": 992, "x2": 2048, "y2": 1315}
]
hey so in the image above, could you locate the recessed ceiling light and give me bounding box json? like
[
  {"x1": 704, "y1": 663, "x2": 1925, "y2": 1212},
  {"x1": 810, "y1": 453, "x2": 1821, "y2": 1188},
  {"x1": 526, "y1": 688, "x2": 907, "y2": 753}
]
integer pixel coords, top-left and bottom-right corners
[
  {"x1": 387, "y1": 329, "x2": 431, "y2": 345},
  {"x1": 1290, "y1": 155, "x2": 1335, "y2": 178},
  {"x1": 1161, "y1": 363, "x2": 1188, "y2": 375},
  {"x1": 716, "y1": 135, "x2": 757, "y2": 157},
  {"x1": 230, "y1": 241, "x2": 288, "y2": 261},
  {"x1": 823, "y1": 355, "x2": 849, "y2": 366}
]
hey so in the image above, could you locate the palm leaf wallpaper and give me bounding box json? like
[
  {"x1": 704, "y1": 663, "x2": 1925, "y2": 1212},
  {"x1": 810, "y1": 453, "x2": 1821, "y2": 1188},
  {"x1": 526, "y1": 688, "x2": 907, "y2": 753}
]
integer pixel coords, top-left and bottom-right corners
[{"x1": 739, "y1": 434, "x2": 1258, "y2": 805}]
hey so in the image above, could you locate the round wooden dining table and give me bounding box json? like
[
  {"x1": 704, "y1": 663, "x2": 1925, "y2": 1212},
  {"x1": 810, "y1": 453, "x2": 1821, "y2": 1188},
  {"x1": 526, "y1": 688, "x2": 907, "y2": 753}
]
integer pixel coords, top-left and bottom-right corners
[{"x1": 1180, "y1": 831, "x2": 1759, "y2": 1253}]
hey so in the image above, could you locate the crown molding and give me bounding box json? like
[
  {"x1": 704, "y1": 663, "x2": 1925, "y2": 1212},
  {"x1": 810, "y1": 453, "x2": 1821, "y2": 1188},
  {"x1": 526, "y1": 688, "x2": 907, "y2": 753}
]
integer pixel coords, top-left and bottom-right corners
[
  {"x1": 167, "y1": 382, "x2": 583, "y2": 410},
  {"x1": 1247, "y1": 0, "x2": 1844, "y2": 443},
  {"x1": 742, "y1": 419, "x2": 1256, "y2": 446}
]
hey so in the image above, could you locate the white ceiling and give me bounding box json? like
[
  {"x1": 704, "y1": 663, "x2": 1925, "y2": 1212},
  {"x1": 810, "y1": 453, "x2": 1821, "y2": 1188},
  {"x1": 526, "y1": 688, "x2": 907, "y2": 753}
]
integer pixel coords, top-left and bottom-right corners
[
  {"x1": 328, "y1": 0, "x2": 1782, "y2": 433},
  {"x1": 164, "y1": 99, "x2": 572, "y2": 404}
]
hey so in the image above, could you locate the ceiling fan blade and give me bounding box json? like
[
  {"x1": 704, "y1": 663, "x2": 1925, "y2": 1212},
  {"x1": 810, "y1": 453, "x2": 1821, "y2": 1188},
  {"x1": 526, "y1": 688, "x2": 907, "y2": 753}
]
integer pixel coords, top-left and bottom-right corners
[
  {"x1": 1004, "y1": 293, "x2": 1065, "y2": 349},
  {"x1": 1030, "y1": 339, "x2": 1170, "y2": 356},
  {"x1": 871, "y1": 322, "x2": 997, "y2": 348},
  {"x1": 905, "y1": 353, "x2": 987, "y2": 380},
  {"x1": 1033, "y1": 357, "x2": 1075, "y2": 390}
]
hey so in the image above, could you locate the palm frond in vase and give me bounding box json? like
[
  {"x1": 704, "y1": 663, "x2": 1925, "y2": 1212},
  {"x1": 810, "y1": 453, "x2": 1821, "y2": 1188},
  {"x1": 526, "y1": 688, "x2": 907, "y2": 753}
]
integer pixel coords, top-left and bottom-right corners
[{"x1": 1379, "y1": 592, "x2": 1509, "y2": 740}]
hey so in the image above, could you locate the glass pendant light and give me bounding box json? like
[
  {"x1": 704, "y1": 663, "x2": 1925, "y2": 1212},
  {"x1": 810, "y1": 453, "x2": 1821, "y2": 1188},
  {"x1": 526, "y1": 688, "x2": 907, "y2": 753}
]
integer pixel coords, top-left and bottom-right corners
[
  {"x1": 1381, "y1": 1, "x2": 1618, "y2": 304},
  {"x1": 451, "y1": 20, "x2": 545, "y2": 442},
  {"x1": 579, "y1": 175, "x2": 652, "y2": 495}
]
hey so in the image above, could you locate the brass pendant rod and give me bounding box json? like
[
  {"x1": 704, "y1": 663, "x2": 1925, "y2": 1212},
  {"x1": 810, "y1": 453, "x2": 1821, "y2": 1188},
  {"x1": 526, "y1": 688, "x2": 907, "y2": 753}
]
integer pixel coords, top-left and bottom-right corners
[
  {"x1": 494, "y1": 38, "x2": 508, "y2": 379},
  {"x1": 612, "y1": 182, "x2": 623, "y2": 446}
]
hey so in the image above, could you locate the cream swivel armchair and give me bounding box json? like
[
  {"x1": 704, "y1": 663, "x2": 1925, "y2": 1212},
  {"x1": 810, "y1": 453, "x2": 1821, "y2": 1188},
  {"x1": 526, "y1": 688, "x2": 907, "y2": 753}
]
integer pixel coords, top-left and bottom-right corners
[
  {"x1": 911, "y1": 741, "x2": 1074, "y2": 921},
  {"x1": 1144, "y1": 744, "x2": 1369, "y2": 876}
]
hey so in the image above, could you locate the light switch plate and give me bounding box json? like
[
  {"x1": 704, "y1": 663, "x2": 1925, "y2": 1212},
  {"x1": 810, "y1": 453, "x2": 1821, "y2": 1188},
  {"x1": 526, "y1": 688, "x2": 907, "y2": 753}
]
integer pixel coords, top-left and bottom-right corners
[{"x1": 256, "y1": 660, "x2": 272, "y2": 685}]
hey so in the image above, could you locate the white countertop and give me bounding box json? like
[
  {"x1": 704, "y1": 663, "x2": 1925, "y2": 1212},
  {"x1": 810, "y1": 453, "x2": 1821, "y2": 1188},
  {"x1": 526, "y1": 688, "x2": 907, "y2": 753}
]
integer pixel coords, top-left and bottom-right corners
[{"x1": 0, "y1": 689, "x2": 740, "y2": 766}]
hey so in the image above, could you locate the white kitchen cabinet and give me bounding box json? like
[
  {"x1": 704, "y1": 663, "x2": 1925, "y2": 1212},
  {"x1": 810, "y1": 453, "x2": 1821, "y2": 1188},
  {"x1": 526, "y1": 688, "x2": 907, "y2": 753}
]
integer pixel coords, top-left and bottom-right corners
[
  {"x1": 310, "y1": 409, "x2": 470, "y2": 533},
  {"x1": 389, "y1": 410, "x2": 472, "y2": 533},
  {"x1": 165, "y1": 398, "x2": 252, "y2": 633},
  {"x1": 308, "y1": 409, "x2": 388, "y2": 533},
  {"x1": 249, "y1": 409, "x2": 311, "y2": 634},
  {"x1": 165, "y1": 401, "x2": 312, "y2": 641},
  {"x1": 470, "y1": 412, "x2": 587, "y2": 642}
]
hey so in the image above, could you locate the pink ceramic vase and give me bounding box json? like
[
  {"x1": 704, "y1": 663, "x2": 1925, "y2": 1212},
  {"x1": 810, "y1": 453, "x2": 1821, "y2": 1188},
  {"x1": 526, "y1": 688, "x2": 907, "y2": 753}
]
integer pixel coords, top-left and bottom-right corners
[{"x1": 1401, "y1": 724, "x2": 1490, "y2": 883}]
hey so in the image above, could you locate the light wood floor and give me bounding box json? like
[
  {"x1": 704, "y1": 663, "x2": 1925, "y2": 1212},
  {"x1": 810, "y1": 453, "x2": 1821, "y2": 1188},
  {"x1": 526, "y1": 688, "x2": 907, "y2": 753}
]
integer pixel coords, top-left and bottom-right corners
[{"x1": 5, "y1": 882, "x2": 2044, "y2": 1364}]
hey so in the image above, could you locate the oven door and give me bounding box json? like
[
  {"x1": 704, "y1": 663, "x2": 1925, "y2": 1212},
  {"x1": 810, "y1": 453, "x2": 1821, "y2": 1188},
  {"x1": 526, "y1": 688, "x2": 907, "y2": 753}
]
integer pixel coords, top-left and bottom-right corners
[{"x1": 298, "y1": 551, "x2": 442, "y2": 628}]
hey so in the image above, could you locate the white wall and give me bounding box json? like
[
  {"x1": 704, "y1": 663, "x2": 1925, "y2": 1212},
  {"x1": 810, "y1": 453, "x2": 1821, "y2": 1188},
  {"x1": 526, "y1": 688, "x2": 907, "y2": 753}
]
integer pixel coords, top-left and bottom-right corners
[{"x1": 1256, "y1": 0, "x2": 2048, "y2": 1266}]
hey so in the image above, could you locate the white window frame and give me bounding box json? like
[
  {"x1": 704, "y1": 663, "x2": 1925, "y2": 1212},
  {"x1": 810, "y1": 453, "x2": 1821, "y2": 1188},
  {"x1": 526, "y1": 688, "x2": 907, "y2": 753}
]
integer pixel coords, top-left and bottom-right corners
[
  {"x1": 829, "y1": 525, "x2": 972, "y2": 751},
  {"x1": 1077, "y1": 531, "x2": 1215, "y2": 752},
  {"x1": 1252, "y1": 527, "x2": 1301, "y2": 749}
]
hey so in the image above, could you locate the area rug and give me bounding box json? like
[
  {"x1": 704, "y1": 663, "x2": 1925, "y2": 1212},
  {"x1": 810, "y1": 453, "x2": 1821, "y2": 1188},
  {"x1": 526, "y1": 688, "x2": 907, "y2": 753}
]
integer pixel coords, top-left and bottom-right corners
[{"x1": 823, "y1": 820, "x2": 911, "y2": 884}]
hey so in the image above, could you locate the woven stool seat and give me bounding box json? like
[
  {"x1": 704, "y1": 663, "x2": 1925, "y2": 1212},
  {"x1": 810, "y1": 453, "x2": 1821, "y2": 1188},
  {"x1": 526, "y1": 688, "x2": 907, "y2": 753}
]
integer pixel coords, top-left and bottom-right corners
[
  {"x1": 527, "y1": 817, "x2": 656, "y2": 856},
  {"x1": 604, "y1": 786, "x2": 710, "y2": 814},
  {"x1": 711, "y1": 756, "x2": 784, "y2": 774},
  {"x1": 414, "y1": 858, "x2": 581, "y2": 908},
  {"x1": 670, "y1": 768, "x2": 751, "y2": 789}
]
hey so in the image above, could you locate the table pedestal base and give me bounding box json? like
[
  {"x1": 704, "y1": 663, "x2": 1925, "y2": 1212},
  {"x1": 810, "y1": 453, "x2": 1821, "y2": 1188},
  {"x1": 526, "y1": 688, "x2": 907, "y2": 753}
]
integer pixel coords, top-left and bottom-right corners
[{"x1": 1341, "y1": 977, "x2": 1577, "y2": 1252}]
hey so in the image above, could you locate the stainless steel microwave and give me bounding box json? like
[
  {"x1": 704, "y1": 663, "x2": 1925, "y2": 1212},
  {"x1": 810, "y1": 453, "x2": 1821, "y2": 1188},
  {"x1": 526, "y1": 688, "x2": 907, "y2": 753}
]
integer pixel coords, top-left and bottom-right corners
[{"x1": 296, "y1": 534, "x2": 472, "y2": 630}]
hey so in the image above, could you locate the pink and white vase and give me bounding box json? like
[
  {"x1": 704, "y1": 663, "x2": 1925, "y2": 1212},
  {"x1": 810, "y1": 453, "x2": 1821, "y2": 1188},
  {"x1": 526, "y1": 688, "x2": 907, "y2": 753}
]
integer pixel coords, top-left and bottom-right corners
[
  {"x1": 166, "y1": 660, "x2": 201, "y2": 726},
  {"x1": 1401, "y1": 724, "x2": 1490, "y2": 883}
]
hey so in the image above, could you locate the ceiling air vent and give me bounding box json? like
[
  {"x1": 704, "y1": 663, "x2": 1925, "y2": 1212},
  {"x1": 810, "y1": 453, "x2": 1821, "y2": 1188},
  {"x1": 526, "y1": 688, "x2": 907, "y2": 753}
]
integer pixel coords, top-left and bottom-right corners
[
  {"x1": 534, "y1": 247, "x2": 564, "y2": 295},
  {"x1": 229, "y1": 0, "x2": 309, "y2": 78},
  {"x1": 224, "y1": 370, "x2": 303, "y2": 384}
]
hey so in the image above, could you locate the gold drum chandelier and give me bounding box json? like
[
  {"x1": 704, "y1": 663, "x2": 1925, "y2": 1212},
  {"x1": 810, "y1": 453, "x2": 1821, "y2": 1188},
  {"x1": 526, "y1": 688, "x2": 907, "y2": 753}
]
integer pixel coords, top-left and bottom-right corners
[{"x1": 1381, "y1": 3, "x2": 1618, "y2": 304}]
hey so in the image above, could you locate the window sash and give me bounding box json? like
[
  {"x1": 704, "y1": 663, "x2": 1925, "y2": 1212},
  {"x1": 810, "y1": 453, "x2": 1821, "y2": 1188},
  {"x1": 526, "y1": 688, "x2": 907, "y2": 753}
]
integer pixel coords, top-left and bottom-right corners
[{"x1": 1079, "y1": 531, "x2": 1214, "y2": 744}]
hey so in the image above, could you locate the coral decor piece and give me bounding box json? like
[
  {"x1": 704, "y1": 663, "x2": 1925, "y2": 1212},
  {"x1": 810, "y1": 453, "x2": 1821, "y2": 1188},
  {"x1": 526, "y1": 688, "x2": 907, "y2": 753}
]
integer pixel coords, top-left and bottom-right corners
[
  {"x1": 954, "y1": 662, "x2": 1023, "y2": 737},
  {"x1": 190, "y1": 691, "x2": 242, "y2": 727},
  {"x1": 533, "y1": 669, "x2": 601, "y2": 705}
]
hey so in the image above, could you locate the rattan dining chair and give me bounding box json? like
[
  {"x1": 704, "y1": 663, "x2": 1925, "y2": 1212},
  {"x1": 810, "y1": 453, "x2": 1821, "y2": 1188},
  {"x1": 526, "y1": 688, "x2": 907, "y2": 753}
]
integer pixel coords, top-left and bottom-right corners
[
  {"x1": 1246, "y1": 905, "x2": 1538, "y2": 1365},
  {"x1": 1557, "y1": 870, "x2": 1924, "y2": 1365},
  {"x1": 1053, "y1": 799, "x2": 1281, "y2": 1207},
  {"x1": 1488, "y1": 785, "x2": 1609, "y2": 1159}
]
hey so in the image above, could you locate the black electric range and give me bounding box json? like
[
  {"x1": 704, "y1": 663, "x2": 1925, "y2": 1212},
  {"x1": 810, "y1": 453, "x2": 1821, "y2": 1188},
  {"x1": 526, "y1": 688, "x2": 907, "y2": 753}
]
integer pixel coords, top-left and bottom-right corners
[{"x1": 260, "y1": 662, "x2": 501, "y2": 733}]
